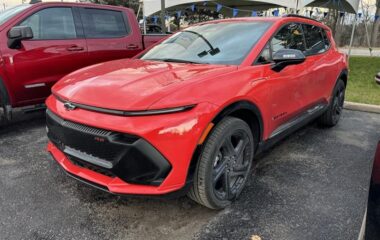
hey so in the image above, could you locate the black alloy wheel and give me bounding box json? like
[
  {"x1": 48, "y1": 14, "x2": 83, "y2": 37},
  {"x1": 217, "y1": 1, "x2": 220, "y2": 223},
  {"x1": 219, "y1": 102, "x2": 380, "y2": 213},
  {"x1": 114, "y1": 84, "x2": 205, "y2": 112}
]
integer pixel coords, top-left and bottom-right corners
[{"x1": 188, "y1": 117, "x2": 255, "y2": 209}]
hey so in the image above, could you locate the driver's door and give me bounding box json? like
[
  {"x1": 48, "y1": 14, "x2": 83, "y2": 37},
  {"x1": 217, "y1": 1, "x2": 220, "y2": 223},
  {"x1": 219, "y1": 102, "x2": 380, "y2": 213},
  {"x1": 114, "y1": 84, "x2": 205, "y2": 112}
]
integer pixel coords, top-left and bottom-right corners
[
  {"x1": 3, "y1": 6, "x2": 88, "y2": 106},
  {"x1": 257, "y1": 23, "x2": 310, "y2": 137}
]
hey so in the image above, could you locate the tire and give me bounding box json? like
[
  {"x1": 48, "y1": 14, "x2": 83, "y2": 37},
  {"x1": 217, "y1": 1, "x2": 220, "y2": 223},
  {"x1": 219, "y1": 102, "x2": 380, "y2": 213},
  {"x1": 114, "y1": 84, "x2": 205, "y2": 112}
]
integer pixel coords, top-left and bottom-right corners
[
  {"x1": 318, "y1": 79, "x2": 346, "y2": 127},
  {"x1": 187, "y1": 117, "x2": 255, "y2": 209}
]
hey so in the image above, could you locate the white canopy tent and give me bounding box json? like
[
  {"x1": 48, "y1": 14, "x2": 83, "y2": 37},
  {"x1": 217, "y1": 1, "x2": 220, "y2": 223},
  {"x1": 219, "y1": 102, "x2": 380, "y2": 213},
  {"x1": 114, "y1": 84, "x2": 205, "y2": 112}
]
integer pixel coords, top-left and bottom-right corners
[
  {"x1": 140, "y1": 0, "x2": 368, "y2": 56},
  {"x1": 142, "y1": 0, "x2": 296, "y2": 16},
  {"x1": 299, "y1": 0, "x2": 360, "y2": 13},
  {"x1": 142, "y1": 0, "x2": 360, "y2": 17}
]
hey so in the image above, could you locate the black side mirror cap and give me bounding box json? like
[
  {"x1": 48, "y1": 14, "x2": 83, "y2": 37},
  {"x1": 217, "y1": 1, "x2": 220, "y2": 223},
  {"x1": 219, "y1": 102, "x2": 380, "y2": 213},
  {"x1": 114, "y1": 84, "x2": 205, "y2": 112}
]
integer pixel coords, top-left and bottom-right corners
[
  {"x1": 8, "y1": 26, "x2": 33, "y2": 49},
  {"x1": 271, "y1": 49, "x2": 306, "y2": 72}
]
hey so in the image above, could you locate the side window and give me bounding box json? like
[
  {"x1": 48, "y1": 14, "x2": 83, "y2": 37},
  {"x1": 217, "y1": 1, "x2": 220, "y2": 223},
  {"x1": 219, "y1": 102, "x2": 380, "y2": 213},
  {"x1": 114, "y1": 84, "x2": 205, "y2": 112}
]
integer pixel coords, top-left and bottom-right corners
[
  {"x1": 80, "y1": 8, "x2": 128, "y2": 38},
  {"x1": 257, "y1": 43, "x2": 271, "y2": 64},
  {"x1": 322, "y1": 29, "x2": 331, "y2": 49},
  {"x1": 19, "y1": 7, "x2": 77, "y2": 40},
  {"x1": 257, "y1": 23, "x2": 305, "y2": 64},
  {"x1": 303, "y1": 24, "x2": 327, "y2": 55},
  {"x1": 271, "y1": 23, "x2": 306, "y2": 55}
]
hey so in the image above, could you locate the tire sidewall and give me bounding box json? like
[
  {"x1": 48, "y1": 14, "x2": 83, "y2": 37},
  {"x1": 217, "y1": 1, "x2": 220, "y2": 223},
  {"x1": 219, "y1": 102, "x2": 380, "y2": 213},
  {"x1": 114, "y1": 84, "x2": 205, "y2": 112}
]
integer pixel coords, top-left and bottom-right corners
[{"x1": 199, "y1": 117, "x2": 255, "y2": 209}]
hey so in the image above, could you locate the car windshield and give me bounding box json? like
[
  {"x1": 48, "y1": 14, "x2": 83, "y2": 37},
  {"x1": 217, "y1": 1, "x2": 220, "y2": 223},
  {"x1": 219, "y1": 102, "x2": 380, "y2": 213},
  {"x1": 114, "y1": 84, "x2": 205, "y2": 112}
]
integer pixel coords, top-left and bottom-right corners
[
  {"x1": 141, "y1": 21, "x2": 272, "y2": 65},
  {"x1": 0, "y1": 4, "x2": 32, "y2": 25}
]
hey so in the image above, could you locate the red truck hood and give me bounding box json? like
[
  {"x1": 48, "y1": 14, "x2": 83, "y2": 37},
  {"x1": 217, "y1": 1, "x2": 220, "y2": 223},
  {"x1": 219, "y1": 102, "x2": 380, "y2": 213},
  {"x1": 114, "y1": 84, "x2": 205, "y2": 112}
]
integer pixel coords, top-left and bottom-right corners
[{"x1": 53, "y1": 59, "x2": 237, "y2": 111}]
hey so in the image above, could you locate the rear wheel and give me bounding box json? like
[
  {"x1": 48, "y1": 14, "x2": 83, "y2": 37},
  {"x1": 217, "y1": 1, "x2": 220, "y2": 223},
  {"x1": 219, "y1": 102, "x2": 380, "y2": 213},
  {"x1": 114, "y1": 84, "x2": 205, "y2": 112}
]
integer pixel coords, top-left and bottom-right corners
[
  {"x1": 187, "y1": 117, "x2": 255, "y2": 209},
  {"x1": 318, "y1": 79, "x2": 346, "y2": 127}
]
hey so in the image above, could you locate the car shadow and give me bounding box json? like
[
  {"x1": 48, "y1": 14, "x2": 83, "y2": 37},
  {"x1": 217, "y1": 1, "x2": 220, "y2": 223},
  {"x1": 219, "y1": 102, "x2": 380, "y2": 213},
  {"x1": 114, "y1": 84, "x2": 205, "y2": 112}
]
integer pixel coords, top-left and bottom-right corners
[{"x1": 0, "y1": 109, "x2": 45, "y2": 136}]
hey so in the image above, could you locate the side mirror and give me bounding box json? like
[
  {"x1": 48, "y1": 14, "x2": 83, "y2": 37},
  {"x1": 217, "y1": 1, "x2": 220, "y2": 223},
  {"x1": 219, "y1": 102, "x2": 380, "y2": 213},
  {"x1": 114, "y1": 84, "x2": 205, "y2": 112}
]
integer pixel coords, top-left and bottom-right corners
[
  {"x1": 7, "y1": 26, "x2": 33, "y2": 49},
  {"x1": 376, "y1": 72, "x2": 380, "y2": 85},
  {"x1": 271, "y1": 49, "x2": 306, "y2": 72}
]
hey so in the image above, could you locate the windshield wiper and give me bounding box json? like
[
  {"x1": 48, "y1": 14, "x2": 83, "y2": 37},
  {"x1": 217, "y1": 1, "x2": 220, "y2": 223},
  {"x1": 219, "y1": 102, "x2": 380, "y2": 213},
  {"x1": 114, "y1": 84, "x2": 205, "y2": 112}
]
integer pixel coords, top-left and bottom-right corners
[{"x1": 146, "y1": 58, "x2": 205, "y2": 64}]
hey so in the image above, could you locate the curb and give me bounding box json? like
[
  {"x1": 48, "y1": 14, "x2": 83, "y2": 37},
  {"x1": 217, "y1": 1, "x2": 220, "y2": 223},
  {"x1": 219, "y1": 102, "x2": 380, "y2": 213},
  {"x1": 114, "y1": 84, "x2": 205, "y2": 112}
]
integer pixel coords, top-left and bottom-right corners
[{"x1": 344, "y1": 101, "x2": 380, "y2": 114}]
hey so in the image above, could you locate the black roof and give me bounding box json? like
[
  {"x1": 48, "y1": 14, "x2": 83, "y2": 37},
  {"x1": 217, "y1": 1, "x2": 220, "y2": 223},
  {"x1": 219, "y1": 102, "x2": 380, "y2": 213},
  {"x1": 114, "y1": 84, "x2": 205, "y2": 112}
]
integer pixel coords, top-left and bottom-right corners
[{"x1": 282, "y1": 14, "x2": 322, "y2": 23}]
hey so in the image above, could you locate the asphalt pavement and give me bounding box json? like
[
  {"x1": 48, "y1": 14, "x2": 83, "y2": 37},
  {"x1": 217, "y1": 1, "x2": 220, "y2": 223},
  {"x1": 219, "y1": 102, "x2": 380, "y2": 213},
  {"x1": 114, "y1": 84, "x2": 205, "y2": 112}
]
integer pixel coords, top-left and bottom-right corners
[{"x1": 0, "y1": 109, "x2": 379, "y2": 240}]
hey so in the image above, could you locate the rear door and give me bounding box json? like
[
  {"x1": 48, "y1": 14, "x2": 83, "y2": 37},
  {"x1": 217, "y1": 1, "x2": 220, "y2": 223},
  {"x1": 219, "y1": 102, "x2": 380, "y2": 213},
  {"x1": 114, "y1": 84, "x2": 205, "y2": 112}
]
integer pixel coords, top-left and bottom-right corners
[
  {"x1": 79, "y1": 7, "x2": 143, "y2": 65},
  {"x1": 3, "y1": 6, "x2": 88, "y2": 105},
  {"x1": 302, "y1": 24, "x2": 333, "y2": 105}
]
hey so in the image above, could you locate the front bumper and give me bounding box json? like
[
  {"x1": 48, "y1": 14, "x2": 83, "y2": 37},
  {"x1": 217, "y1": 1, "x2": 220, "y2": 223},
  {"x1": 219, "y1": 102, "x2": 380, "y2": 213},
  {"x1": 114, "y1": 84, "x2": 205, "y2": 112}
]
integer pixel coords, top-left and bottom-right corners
[
  {"x1": 46, "y1": 95, "x2": 218, "y2": 195},
  {"x1": 48, "y1": 142, "x2": 180, "y2": 195}
]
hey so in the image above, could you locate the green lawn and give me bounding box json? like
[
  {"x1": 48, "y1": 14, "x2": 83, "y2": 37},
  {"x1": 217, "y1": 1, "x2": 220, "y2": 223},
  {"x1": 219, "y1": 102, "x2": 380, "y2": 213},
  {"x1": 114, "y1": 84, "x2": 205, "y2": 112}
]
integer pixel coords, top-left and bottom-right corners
[{"x1": 346, "y1": 56, "x2": 380, "y2": 105}]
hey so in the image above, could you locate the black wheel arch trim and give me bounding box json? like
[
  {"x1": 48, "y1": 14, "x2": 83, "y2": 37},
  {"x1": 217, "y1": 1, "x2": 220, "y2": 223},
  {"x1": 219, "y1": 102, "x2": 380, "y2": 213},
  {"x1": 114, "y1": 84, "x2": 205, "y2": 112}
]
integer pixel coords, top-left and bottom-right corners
[
  {"x1": 211, "y1": 100, "x2": 264, "y2": 143},
  {"x1": 328, "y1": 69, "x2": 348, "y2": 103},
  {"x1": 0, "y1": 76, "x2": 11, "y2": 106},
  {"x1": 185, "y1": 100, "x2": 264, "y2": 185},
  {"x1": 338, "y1": 69, "x2": 348, "y2": 86}
]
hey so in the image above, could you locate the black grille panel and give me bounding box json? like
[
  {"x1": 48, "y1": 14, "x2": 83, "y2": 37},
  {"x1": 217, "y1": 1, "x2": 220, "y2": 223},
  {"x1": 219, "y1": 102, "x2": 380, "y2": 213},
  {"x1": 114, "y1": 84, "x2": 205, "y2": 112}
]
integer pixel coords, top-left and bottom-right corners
[
  {"x1": 46, "y1": 109, "x2": 171, "y2": 186},
  {"x1": 46, "y1": 110, "x2": 138, "y2": 163}
]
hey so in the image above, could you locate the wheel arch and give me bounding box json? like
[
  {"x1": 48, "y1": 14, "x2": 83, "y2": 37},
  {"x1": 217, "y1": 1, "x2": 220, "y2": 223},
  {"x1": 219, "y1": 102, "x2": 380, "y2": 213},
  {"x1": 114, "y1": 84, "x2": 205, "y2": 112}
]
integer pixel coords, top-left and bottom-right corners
[
  {"x1": 0, "y1": 76, "x2": 11, "y2": 107},
  {"x1": 186, "y1": 100, "x2": 264, "y2": 184},
  {"x1": 0, "y1": 76, "x2": 12, "y2": 122},
  {"x1": 211, "y1": 100, "x2": 264, "y2": 145},
  {"x1": 339, "y1": 69, "x2": 348, "y2": 87}
]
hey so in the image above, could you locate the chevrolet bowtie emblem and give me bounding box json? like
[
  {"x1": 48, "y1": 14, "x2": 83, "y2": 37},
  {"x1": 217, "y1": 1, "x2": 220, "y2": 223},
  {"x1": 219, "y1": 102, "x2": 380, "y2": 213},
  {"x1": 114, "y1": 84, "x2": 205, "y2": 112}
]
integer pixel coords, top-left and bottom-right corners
[{"x1": 64, "y1": 102, "x2": 77, "y2": 111}]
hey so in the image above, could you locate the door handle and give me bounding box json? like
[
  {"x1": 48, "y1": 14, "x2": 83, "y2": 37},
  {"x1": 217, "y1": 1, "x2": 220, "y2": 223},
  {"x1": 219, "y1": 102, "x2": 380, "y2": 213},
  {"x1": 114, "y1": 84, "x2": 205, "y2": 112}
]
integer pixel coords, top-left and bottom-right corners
[
  {"x1": 127, "y1": 44, "x2": 139, "y2": 50},
  {"x1": 67, "y1": 46, "x2": 84, "y2": 51}
]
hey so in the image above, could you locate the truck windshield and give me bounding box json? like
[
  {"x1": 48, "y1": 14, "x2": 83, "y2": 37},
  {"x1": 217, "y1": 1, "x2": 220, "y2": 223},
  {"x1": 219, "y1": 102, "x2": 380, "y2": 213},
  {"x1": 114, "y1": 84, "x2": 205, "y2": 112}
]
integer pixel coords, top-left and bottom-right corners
[
  {"x1": 141, "y1": 21, "x2": 272, "y2": 65},
  {"x1": 0, "y1": 4, "x2": 31, "y2": 25}
]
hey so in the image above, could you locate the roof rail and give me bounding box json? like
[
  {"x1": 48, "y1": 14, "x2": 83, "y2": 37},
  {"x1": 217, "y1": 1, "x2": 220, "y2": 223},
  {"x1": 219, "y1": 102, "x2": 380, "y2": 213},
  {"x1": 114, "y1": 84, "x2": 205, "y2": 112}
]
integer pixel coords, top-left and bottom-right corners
[{"x1": 282, "y1": 14, "x2": 321, "y2": 23}]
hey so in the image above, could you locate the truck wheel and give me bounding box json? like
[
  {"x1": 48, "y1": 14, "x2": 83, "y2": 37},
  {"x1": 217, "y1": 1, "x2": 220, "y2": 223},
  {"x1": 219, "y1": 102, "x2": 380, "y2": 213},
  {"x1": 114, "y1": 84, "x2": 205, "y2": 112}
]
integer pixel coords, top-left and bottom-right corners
[
  {"x1": 188, "y1": 117, "x2": 255, "y2": 209},
  {"x1": 318, "y1": 79, "x2": 346, "y2": 127}
]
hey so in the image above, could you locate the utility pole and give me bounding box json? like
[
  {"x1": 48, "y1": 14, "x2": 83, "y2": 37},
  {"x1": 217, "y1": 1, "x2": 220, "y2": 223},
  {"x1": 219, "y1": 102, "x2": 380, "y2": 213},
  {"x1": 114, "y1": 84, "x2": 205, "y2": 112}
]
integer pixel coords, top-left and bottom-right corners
[{"x1": 160, "y1": 0, "x2": 167, "y2": 33}]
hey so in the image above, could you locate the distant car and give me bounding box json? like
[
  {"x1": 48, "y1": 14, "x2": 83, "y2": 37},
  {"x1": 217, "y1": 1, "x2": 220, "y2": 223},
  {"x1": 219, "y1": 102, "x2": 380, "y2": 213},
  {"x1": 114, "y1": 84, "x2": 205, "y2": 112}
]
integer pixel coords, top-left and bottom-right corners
[
  {"x1": 376, "y1": 72, "x2": 380, "y2": 85},
  {"x1": 0, "y1": 2, "x2": 167, "y2": 124},
  {"x1": 46, "y1": 15, "x2": 348, "y2": 209}
]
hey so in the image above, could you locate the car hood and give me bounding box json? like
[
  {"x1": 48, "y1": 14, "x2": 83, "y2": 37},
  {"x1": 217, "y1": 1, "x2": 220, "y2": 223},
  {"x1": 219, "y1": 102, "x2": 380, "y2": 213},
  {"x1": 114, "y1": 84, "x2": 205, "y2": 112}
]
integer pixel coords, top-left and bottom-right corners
[{"x1": 53, "y1": 59, "x2": 237, "y2": 111}]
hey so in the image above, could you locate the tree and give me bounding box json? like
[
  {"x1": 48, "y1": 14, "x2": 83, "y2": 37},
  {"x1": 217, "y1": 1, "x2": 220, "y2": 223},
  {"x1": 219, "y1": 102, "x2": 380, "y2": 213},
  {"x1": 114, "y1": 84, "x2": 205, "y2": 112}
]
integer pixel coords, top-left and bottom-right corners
[{"x1": 371, "y1": 0, "x2": 380, "y2": 47}]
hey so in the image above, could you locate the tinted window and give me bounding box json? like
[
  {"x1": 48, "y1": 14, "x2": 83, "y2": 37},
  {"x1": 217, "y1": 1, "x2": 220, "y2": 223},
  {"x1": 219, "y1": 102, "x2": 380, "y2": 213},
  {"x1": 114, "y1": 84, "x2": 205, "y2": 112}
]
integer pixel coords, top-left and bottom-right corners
[
  {"x1": 20, "y1": 7, "x2": 77, "y2": 40},
  {"x1": 271, "y1": 23, "x2": 305, "y2": 54},
  {"x1": 141, "y1": 21, "x2": 272, "y2": 65},
  {"x1": 81, "y1": 9, "x2": 127, "y2": 38},
  {"x1": 303, "y1": 24, "x2": 328, "y2": 55},
  {"x1": 256, "y1": 43, "x2": 271, "y2": 64},
  {"x1": 322, "y1": 29, "x2": 331, "y2": 49}
]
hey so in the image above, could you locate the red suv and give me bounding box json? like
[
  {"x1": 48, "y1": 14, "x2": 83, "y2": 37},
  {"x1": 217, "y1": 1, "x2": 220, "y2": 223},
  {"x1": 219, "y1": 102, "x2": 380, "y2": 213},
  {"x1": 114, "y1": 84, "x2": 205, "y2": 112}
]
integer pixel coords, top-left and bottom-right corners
[{"x1": 46, "y1": 15, "x2": 348, "y2": 209}]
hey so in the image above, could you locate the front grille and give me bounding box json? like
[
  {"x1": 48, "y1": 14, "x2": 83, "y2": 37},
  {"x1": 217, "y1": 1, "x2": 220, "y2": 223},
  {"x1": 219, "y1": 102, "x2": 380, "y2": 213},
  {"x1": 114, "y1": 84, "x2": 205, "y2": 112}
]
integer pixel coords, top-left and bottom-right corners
[
  {"x1": 46, "y1": 110, "x2": 138, "y2": 163},
  {"x1": 46, "y1": 109, "x2": 171, "y2": 186}
]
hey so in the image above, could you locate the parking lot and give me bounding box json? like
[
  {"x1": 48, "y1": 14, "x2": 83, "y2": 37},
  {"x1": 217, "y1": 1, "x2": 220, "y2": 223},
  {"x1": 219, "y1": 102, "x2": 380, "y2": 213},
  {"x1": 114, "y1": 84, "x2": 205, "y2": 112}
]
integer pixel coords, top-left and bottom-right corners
[{"x1": 1, "y1": 109, "x2": 379, "y2": 240}]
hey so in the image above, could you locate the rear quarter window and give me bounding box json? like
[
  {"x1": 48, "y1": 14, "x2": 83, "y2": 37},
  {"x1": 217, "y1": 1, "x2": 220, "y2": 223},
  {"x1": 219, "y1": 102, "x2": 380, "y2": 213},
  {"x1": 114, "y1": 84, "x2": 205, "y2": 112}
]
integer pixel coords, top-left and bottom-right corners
[{"x1": 303, "y1": 24, "x2": 329, "y2": 56}]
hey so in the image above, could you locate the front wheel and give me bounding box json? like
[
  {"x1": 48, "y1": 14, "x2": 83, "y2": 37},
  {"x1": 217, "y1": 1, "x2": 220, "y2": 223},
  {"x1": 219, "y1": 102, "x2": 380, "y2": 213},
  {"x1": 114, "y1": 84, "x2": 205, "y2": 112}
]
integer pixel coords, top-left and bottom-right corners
[
  {"x1": 187, "y1": 117, "x2": 255, "y2": 209},
  {"x1": 318, "y1": 79, "x2": 346, "y2": 127}
]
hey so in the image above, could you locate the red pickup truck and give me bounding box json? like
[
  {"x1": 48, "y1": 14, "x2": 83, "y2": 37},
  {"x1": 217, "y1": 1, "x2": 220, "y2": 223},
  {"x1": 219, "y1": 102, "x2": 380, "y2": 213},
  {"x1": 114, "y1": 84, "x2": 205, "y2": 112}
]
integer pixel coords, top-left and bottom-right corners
[{"x1": 0, "y1": 2, "x2": 166, "y2": 123}]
